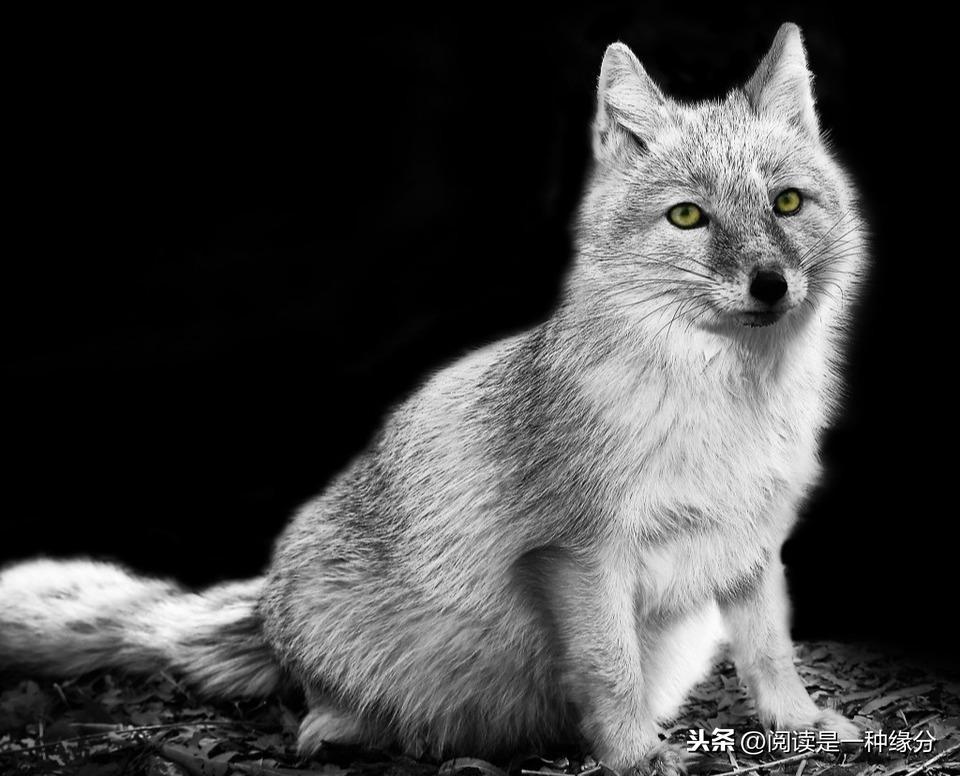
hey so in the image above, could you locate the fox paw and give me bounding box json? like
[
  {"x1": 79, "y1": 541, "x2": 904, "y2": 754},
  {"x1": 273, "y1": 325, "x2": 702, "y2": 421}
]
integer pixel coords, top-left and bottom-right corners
[
  {"x1": 625, "y1": 743, "x2": 689, "y2": 776},
  {"x1": 767, "y1": 707, "x2": 861, "y2": 752},
  {"x1": 812, "y1": 708, "x2": 860, "y2": 746},
  {"x1": 297, "y1": 705, "x2": 365, "y2": 755}
]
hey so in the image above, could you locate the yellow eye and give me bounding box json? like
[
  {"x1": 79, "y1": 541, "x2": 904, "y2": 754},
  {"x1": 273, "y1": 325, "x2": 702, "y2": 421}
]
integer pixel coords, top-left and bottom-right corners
[
  {"x1": 667, "y1": 203, "x2": 705, "y2": 229},
  {"x1": 774, "y1": 188, "x2": 802, "y2": 215}
]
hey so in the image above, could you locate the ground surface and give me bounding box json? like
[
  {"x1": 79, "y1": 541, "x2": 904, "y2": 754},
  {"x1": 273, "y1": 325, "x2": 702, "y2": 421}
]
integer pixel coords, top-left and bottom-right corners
[{"x1": 1, "y1": 642, "x2": 957, "y2": 776}]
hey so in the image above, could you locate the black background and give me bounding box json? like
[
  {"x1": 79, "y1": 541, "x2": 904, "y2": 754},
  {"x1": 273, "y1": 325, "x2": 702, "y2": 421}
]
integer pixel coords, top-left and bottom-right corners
[{"x1": 5, "y1": 6, "x2": 956, "y2": 666}]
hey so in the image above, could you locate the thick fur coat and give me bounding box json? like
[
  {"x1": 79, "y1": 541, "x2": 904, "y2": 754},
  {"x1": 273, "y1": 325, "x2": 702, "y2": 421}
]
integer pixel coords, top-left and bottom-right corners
[{"x1": 0, "y1": 23, "x2": 866, "y2": 775}]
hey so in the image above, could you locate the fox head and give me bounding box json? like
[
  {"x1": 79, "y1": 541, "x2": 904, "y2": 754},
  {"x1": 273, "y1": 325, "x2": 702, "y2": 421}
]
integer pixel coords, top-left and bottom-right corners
[{"x1": 570, "y1": 24, "x2": 866, "y2": 362}]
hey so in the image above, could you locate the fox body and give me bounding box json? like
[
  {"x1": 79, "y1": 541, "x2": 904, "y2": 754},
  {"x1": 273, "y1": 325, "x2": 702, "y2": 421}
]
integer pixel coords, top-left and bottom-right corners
[{"x1": 0, "y1": 24, "x2": 866, "y2": 774}]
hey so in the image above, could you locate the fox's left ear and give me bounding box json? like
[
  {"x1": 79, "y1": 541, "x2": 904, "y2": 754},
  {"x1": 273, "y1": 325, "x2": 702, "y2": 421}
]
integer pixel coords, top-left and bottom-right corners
[{"x1": 744, "y1": 23, "x2": 819, "y2": 137}]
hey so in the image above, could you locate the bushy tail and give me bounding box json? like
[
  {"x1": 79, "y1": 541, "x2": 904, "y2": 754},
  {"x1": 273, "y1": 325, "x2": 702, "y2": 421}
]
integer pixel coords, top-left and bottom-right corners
[{"x1": 0, "y1": 558, "x2": 281, "y2": 698}]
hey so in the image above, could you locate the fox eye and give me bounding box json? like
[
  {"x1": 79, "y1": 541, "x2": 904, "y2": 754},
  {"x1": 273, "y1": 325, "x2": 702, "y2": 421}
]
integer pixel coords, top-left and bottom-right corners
[
  {"x1": 667, "y1": 203, "x2": 706, "y2": 229},
  {"x1": 774, "y1": 188, "x2": 802, "y2": 216}
]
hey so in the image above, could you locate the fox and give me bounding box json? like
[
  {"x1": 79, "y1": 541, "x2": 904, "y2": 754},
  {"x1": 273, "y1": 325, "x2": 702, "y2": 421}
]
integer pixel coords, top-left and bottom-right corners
[{"x1": 0, "y1": 23, "x2": 866, "y2": 776}]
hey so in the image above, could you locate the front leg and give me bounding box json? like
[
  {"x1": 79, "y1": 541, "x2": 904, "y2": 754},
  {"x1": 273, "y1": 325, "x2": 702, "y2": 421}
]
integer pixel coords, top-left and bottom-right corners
[
  {"x1": 720, "y1": 557, "x2": 857, "y2": 739},
  {"x1": 550, "y1": 551, "x2": 683, "y2": 776}
]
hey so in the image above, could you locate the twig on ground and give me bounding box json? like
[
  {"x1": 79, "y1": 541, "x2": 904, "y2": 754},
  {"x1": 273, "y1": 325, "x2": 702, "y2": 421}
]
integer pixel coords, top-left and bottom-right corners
[
  {"x1": 0, "y1": 719, "x2": 274, "y2": 756},
  {"x1": 708, "y1": 751, "x2": 814, "y2": 776},
  {"x1": 909, "y1": 714, "x2": 939, "y2": 731},
  {"x1": 51, "y1": 682, "x2": 69, "y2": 706},
  {"x1": 902, "y1": 741, "x2": 960, "y2": 776},
  {"x1": 159, "y1": 743, "x2": 318, "y2": 776},
  {"x1": 442, "y1": 757, "x2": 508, "y2": 776}
]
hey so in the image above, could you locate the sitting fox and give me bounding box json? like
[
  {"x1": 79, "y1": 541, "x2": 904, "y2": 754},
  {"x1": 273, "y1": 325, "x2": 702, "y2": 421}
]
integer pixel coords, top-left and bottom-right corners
[{"x1": 0, "y1": 23, "x2": 865, "y2": 776}]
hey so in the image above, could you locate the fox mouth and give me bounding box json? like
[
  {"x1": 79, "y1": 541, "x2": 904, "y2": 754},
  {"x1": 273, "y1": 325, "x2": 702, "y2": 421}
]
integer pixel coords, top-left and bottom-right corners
[{"x1": 740, "y1": 310, "x2": 784, "y2": 327}]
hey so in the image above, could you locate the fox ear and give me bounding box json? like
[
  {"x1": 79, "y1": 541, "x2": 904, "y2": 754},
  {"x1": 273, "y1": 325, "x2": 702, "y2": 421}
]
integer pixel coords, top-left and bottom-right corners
[
  {"x1": 744, "y1": 23, "x2": 819, "y2": 137},
  {"x1": 593, "y1": 42, "x2": 667, "y2": 162}
]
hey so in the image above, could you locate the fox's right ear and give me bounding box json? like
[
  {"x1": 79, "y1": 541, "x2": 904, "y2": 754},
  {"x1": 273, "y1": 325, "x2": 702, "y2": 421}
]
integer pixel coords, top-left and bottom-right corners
[{"x1": 593, "y1": 42, "x2": 667, "y2": 163}]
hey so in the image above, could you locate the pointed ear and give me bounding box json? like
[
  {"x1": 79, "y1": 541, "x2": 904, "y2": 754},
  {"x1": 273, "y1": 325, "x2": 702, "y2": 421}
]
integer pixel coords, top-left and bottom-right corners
[
  {"x1": 593, "y1": 42, "x2": 667, "y2": 162},
  {"x1": 744, "y1": 23, "x2": 819, "y2": 137}
]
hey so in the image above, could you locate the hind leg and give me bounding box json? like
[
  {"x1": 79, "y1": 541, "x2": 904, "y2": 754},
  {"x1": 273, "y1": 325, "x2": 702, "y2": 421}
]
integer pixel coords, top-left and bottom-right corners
[{"x1": 297, "y1": 688, "x2": 393, "y2": 756}]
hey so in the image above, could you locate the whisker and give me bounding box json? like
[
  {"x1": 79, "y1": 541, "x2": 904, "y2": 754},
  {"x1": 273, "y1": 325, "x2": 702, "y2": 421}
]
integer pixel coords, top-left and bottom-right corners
[
  {"x1": 639, "y1": 260, "x2": 717, "y2": 283},
  {"x1": 797, "y1": 214, "x2": 853, "y2": 265},
  {"x1": 577, "y1": 248, "x2": 720, "y2": 283},
  {"x1": 799, "y1": 225, "x2": 864, "y2": 270}
]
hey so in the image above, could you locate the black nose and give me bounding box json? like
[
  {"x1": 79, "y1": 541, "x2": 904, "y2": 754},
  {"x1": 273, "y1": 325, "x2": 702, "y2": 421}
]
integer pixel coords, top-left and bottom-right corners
[{"x1": 749, "y1": 269, "x2": 788, "y2": 305}]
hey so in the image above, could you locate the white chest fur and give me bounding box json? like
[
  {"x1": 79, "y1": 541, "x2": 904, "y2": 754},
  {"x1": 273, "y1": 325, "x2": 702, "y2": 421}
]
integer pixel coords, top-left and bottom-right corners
[{"x1": 583, "y1": 334, "x2": 829, "y2": 613}]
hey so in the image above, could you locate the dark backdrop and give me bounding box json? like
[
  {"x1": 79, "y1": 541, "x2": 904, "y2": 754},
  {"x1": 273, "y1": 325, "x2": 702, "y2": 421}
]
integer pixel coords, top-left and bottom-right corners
[{"x1": 5, "y1": 6, "x2": 956, "y2": 665}]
